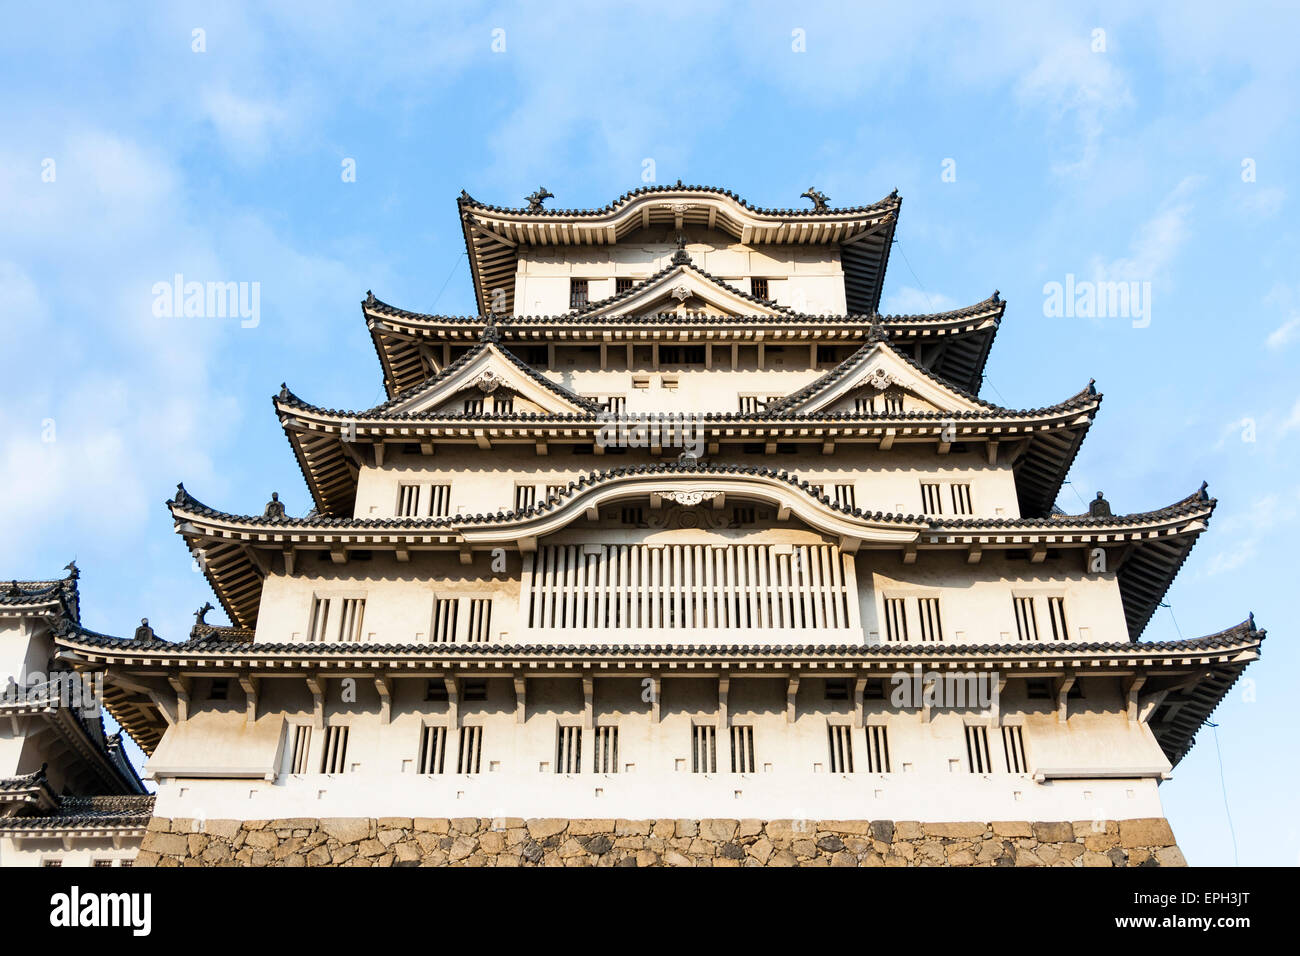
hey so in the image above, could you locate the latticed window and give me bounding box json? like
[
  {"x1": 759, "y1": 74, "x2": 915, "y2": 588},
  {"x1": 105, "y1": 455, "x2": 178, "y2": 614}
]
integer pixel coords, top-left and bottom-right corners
[
  {"x1": 883, "y1": 597, "x2": 909, "y2": 642},
  {"x1": 751, "y1": 277, "x2": 769, "y2": 299},
  {"x1": 1013, "y1": 596, "x2": 1039, "y2": 641},
  {"x1": 1002, "y1": 726, "x2": 1028, "y2": 773},
  {"x1": 465, "y1": 599, "x2": 492, "y2": 643},
  {"x1": 307, "y1": 596, "x2": 366, "y2": 643},
  {"x1": 965, "y1": 725, "x2": 992, "y2": 773},
  {"x1": 833, "y1": 483, "x2": 856, "y2": 509},
  {"x1": 917, "y1": 597, "x2": 943, "y2": 642},
  {"x1": 827, "y1": 724, "x2": 854, "y2": 773},
  {"x1": 494, "y1": 393, "x2": 514, "y2": 414},
  {"x1": 950, "y1": 483, "x2": 973, "y2": 514},
  {"x1": 428, "y1": 484, "x2": 451, "y2": 517},
  {"x1": 525, "y1": 543, "x2": 856, "y2": 631},
  {"x1": 430, "y1": 598, "x2": 458, "y2": 643},
  {"x1": 514, "y1": 484, "x2": 537, "y2": 511},
  {"x1": 593, "y1": 726, "x2": 619, "y2": 773},
  {"x1": 418, "y1": 725, "x2": 447, "y2": 774},
  {"x1": 457, "y1": 726, "x2": 483, "y2": 774},
  {"x1": 397, "y1": 483, "x2": 421, "y2": 517},
  {"x1": 555, "y1": 725, "x2": 583, "y2": 774},
  {"x1": 730, "y1": 725, "x2": 756, "y2": 774},
  {"x1": 615, "y1": 277, "x2": 633, "y2": 294},
  {"x1": 289, "y1": 725, "x2": 311, "y2": 773},
  {"x1": 691, "y1": 724, "x2": 717, "y2": 773},
  {"x1": 920, "y1": 482, "x2": 943, "y2": 514},
  {"x1": 569, "y1": 278, "x2": 589, "y2": 308},
  {"x1": 320, "y1": 725, "x2": 350, "y2": 773},
  {"x1": 1046, "y1": 596, "x2": 1068, "y2": 641},
  {"x1": 864, "y1": 726, "x2": 891, "y2": 773}
]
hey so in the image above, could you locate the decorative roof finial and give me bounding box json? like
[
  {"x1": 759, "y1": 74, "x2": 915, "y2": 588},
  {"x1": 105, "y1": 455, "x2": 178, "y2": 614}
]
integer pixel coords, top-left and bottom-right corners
[
  {"x1": 263, "y1": 492, "x2": 286, "y2": 519},
  {"x1": 801, "y1": 187, "x2": 830, "y2": 213},
  {"x1": 525, "y1": 187, "x2": 553, "y2": 213},
  {"x1": 134, "y1": 618, "x2": 156, "y2": 641},
  {"x1": 1198, "y1": 480, "x2": 1209, "y2": 501},
  {"x1": 1087, "y1": 378, "x2": 1097, "y2": 395},
  {"x1": 1089, "y1": 491, "x2": 1111, "y2": 517},
  {"x1": 365, "y1": 290, "x2": 376, "y2": 306},
  {"x1": 194, "y1": 601, "x2": 214, "y2": 626},
  {"x1": 173, "y1": 483, "x2": 189, "y2": 507},
  {"x1": 867, "y1": 316, "x2": 889, "y2": 343},
  {"x1": 6, "y1": 581, "x2": 20, "y2": 597},
  {"x1": 671, "y1": 232, "x2": 691, "y2": 265},
  {"x1": 63, "y1": 560, "x2": 79, "y2": 581},
  {"x1": 481, "y1": 313, "x2": 500, "y2": 343},
  {"x1": 991, "y1": 289, "x2": 1000, "y2": 303}
]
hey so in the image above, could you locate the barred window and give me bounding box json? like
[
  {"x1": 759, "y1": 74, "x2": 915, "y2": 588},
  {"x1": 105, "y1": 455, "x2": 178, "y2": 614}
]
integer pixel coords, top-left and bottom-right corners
[
  {"x1": 1047, "y1": 596, "x2": 1068, "y2": 641},
  {"x1": 569, "y1": 278, "x2": 589, "y2": 309},
  {"x1": 751, "y1": 277, "x2": 770, "y2": 299},
  {"x1": 430, "y1": 598, "x2": 458, "y2": 643},
  {"x1": 307, "y1": 596, "x2": 366, "y2": 643},
  {"x1": 289, "y1": 725, "x2": 311, "y2": 773},
  {"x1": 418, "y1": 725, "x2": 447, "y2": 774},
  {"x1": 514, "y1": 484, "x2": 537, "y2": 511},
  {"x1": 615, "y1": 277, "x2": 633, "y2": 294},
  {"x1": 883, "y1": 597, "x2": 909, "y2": 642},
  {"x1": 594, "y1": 726, "x2": 619, "y2": 773},
  {"x1": 950, "y1": 483, "x2": 973, "y2": 515},
  {"x1": 457, "y1": 726, "x2": 483, "y2": 774},
  {"x1": 1013, "y1": 596, "x2": 1040, "y2": 641},
  {"x1": 864, "y1": 725, "x2": 891, "y2": 773},
  {"x1": 965, "y1": 725, "x2": 992, "y2": 773},
  {"x1": 833, "y1": 483, "x2": 856, "y2": 510},
  {"x1": 1002, "y1": 725, "x2": 1028, "y2": 773},
  {"x1": 465, "y1": 599, "x2": 492, "y2": 643},
  {"x1": 920, "y1": 482, "x2": 943, "y2": 514},
  {"x1": 320, "y1": 725, "x2": 350, "y2": 774},
  {"x1": 397, "y1": 483, "x2": 422, "y2": 517},
  {"x1": 828, "y1": 724, "x2": 854, "y2": 773},
  {"x1": 691, "y1": 724, "x2": 717, "y2": 773},
  {"x1": 730, "y1": 725, "x2": 756, "y2": 774},
  {"x1": 917, "y1": 597, "x2": 943, "y2": 642},
  {"x1": 463, "y1": 397, "x2": 484, "y2": 414},
  {"x1": 555, "y1": 725, "x2": 583, "y2": 774}
]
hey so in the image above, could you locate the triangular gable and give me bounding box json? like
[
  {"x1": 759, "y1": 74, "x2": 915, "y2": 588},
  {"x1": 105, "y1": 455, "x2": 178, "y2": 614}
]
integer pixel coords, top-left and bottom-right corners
[
  {"x1": 579, "y1": 263, "x2": 790, "y2": 318},
  {"x1": 771, "y1": 342, "x2": 992, "y2": 416},
  {"x1": 381, "y1": 342, "x2": 601, "y2": 416}
]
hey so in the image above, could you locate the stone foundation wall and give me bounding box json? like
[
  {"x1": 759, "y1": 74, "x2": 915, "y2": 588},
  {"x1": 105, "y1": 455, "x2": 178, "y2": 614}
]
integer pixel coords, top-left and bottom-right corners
[{"x1": 136, "y1": 817, "x2": 1185, "y2": 867}]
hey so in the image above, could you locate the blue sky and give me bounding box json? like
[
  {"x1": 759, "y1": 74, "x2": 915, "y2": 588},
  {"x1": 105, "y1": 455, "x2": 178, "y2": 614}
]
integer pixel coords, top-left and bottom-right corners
[{"x1": 2, "y1": 2, "x2": 1296, "y2": 865}]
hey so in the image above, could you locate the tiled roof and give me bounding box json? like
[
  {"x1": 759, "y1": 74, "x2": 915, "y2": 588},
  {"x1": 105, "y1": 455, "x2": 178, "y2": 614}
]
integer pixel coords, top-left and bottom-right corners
[
  {"x1": 0, "y1": 794, "x2": 155, "y2": 831},
  {"x1": 290, "y1": 339, "x2": 605, "y2": 418},
  {"x1": 458, "y1": 183, "x2": 899, "y2": 218},
  {"x1": 364, "y1": 293, "x2": 1002, "y2": 327},
  {"x1": 0, "y1": 567, "x2": 80, "y2": 622},
  {"x1": 57, "y1": 622, "x2": 1261, "y2": 660}
]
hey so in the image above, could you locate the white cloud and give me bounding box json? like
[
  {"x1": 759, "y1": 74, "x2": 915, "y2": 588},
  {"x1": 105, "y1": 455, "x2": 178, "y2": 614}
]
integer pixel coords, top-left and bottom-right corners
[
  {"x1": 200, "y1": 87, "x2": 291, "y2": 159},
  {"x1": 1090, "y1": 176, "x2": 1200, "y2": 284}
]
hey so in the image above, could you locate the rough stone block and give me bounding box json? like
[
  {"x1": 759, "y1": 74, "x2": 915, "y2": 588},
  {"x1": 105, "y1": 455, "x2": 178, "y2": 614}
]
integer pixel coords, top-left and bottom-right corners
[{"x1": 1119, "y1": 818, "x2": 1175, "y2": 849}]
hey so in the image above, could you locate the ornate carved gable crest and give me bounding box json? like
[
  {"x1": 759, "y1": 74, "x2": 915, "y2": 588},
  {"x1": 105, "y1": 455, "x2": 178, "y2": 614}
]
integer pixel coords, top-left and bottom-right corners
[
  {"x1": 859, "y1": 367, "x2": 902, "y2": 391},
  {"x1": 472, "y1": 369, "x2": 502, "y2": 393}
]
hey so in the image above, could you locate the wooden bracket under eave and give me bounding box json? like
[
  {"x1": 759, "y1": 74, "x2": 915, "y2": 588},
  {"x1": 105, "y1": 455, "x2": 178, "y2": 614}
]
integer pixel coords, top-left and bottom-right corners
[
  {"x1": 374, "y1": 676, "x2": 392, "y2": 725},
  {"x1": 167, "y1": 676, "x2": 191, "y2": 723},
  {"x1": 513, "y1": 676, "x2": 526, "y2": 724},
  {"x1": 458, "y1": 546, "x2": 474, "y2": 566},
  {"x1": 239, "y1": 674, "x2": 259, "y2": 723},
  {"x1": 1054, "y1": 674, "x2": 1075, "y2": 724},
  {"x1": 902, "y1": 541, "x2": 918, "y2": 564},
  {"x1": 786, "y1": 675, "x2": 800, "y2": 723}
]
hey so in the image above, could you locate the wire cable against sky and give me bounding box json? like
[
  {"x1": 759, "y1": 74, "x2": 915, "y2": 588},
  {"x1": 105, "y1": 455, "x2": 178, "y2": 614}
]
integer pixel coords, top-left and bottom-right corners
[{"x1": 1207, "y1": 722, "x2": 1240, "y2": 866}]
